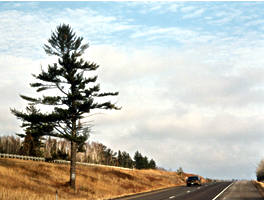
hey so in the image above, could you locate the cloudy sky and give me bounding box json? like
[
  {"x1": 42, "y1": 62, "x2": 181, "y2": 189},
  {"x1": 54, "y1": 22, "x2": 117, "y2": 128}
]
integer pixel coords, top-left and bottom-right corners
[{"x1": 1, "y1": 1, "x2": 264, "y2": 180}]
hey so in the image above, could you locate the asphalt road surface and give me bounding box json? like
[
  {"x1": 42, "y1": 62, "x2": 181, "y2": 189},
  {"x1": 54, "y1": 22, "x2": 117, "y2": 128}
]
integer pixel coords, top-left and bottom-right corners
[
  {"x1": 113, "y1": 181, "x2": 264, "y2": 200},
  {"x1": 218, "y1": 180, "x2": 263, "y2": 200}
]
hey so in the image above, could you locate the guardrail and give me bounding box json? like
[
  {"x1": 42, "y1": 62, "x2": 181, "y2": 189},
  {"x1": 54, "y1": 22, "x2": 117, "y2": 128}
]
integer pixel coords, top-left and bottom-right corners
[
  {"x1": 0, "y1": 153, "x2": 45, "y2": 161},
  {"x1": 0, "y1": 153, "x2": 133, "y2": 171}
]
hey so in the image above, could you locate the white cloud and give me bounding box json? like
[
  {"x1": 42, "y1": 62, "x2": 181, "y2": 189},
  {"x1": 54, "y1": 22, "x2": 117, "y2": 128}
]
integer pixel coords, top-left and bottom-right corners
[
  {"x1": 0, "y1": 7, "x2": 137, "y2": 58},
  {"x1": 84, "y1": 43, "x2": 264, "y2": 179},
  {"x1": 207, "y1": 7, "x2": 243, "y2": 25},
  {"x1": 130, "y1": 26, "x2": 203, "y2": 44},
  {"x1": 125, "y1": 2, "x2": 182, "y2": 14},
  {"x1": 181, "y1": 6, "x2": 196, "y2": 13},
  {"x1": 183, "y1": 8, "x2": 205, "y2": 19},
  {"x1": 245, "y1": 19, "x2": 264, "y2": 27},
  {"x1": 0, "y1": 55, "x2": 40, "y2": 134},
  {"x1": 167, "y1": 3, "x2": 181, "y2": 13}
]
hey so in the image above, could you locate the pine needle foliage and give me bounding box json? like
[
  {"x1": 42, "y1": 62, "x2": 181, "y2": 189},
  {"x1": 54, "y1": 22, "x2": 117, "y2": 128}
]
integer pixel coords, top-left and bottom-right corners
[
  {"x1": 11, "y1": 24, "x2": 120, "y2": 189},
  {"x1": 11, "y1": 105, "x2": 52, "y2": 157}
]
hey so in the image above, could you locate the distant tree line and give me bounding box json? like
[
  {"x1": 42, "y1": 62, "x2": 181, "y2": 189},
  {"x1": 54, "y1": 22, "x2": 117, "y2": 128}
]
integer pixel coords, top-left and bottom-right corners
[
  {"x1": 0, "y1": 136, "x2": 21, "y2": 155},
  {"x1": 0, "y1": 135, "x2": 156, "y2": 169}
]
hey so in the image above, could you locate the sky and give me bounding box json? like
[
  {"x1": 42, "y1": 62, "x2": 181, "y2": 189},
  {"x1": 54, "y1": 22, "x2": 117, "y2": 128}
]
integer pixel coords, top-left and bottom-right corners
[{"x1": 1, "y1": 1, "x2": 264, "y2": 180}]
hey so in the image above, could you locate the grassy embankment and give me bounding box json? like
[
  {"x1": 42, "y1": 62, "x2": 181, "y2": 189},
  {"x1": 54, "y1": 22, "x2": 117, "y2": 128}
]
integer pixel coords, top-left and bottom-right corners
[
  {"x1": 0, "y1": 158, "x2": 190, "y2": 200},
  {"x1": 254, "y1": 181, "x2": 264, "y2": 197}
]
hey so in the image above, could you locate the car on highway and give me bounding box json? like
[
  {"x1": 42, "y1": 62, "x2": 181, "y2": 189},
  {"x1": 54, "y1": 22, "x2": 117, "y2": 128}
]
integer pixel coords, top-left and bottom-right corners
[{"x1": 186, "y1": 176, "x2": 202, "y2": 187}]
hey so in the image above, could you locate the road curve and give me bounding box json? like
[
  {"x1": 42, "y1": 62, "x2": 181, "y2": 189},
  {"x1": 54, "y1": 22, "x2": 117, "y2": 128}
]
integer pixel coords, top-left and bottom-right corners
[{"x1": 112, "y1": 182, "x2": 233, "y2": 200}]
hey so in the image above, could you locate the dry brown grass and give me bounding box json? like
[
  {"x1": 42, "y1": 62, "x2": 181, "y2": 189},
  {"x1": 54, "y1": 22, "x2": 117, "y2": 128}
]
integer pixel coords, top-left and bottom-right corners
[
  {"x1": 254, "y1": 181, "x2": 264, "y2": 197},
  {"x1": 0, "y1": 158, "x2": 186, "y2": 200},
  {"x1": 256, "y1": 181, "x2": 264, "y2": 187}
]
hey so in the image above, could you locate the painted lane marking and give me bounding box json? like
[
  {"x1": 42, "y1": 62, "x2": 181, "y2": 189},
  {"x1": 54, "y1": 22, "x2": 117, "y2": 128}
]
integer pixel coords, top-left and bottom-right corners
[
  {"x1": 212, "y1": 182, "x2": 234, "y2": 200},
  {"x1": 169, "y1": 196, "x2": 175, "y2": 199},
  {"x1": 116, "y1": 187, "x2": 178, "y2": 200}
]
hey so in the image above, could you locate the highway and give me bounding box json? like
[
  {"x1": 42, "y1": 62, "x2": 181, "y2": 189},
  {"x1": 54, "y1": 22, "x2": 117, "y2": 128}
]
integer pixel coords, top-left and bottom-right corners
[{"x1": 113, "y1": 181, "x2": 264, "y2": 200}]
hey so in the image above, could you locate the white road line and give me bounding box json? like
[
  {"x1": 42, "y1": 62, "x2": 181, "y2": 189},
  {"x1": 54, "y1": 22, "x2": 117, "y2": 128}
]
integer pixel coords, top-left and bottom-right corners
[
  {"x1": 211, "y1": 182, "x2": 234, "y2": 200},
  {"x1": 169, "y1": 196, "x2": 175, "y2": 199}
]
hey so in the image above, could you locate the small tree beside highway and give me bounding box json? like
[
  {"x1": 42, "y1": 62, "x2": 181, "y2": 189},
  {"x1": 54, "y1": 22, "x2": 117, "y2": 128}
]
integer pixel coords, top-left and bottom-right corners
[{"x1": 257, "y1": 159, "x2": 264, "y2": 181}]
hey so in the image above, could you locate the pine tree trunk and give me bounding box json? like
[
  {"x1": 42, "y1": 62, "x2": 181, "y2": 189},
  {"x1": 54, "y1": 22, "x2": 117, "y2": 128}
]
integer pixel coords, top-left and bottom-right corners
[{"x1": 70, "y1": 140, "x2": 77, "y2": 190}]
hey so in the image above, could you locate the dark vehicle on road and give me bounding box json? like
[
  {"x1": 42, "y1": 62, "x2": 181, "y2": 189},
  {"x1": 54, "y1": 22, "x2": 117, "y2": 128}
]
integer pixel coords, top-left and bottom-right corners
[{"x1": 186, "y1": 176, "x2": 202, "y2": 186}]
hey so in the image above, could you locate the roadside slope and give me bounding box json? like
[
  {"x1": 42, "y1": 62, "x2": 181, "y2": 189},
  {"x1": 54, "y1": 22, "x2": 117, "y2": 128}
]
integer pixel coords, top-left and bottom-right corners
[
  {"x1": 0, "y1": 158, "x2": 186, "y2": 200},
  {"x1": 253, "y1": 181, "x2": 264, "y2": 198}
]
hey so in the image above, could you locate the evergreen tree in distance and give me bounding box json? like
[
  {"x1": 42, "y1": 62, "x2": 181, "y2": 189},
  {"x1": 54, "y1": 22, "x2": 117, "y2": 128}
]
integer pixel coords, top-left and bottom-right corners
[
  {"x1": 134, "y1": 151, "x2": 145, "y2": 169},
  {"x1": 11, "y1": 105, "x2": 52, "y2": 156},
  {"x1": 11, "y1": 24, "x2": 120, "y2": 190},
  {"x1": 133, "y1": 150, "x2": 157, "y2": 169},
  {"x1": 148, "y1": 159, "x2": 156, "y2": 169}
]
